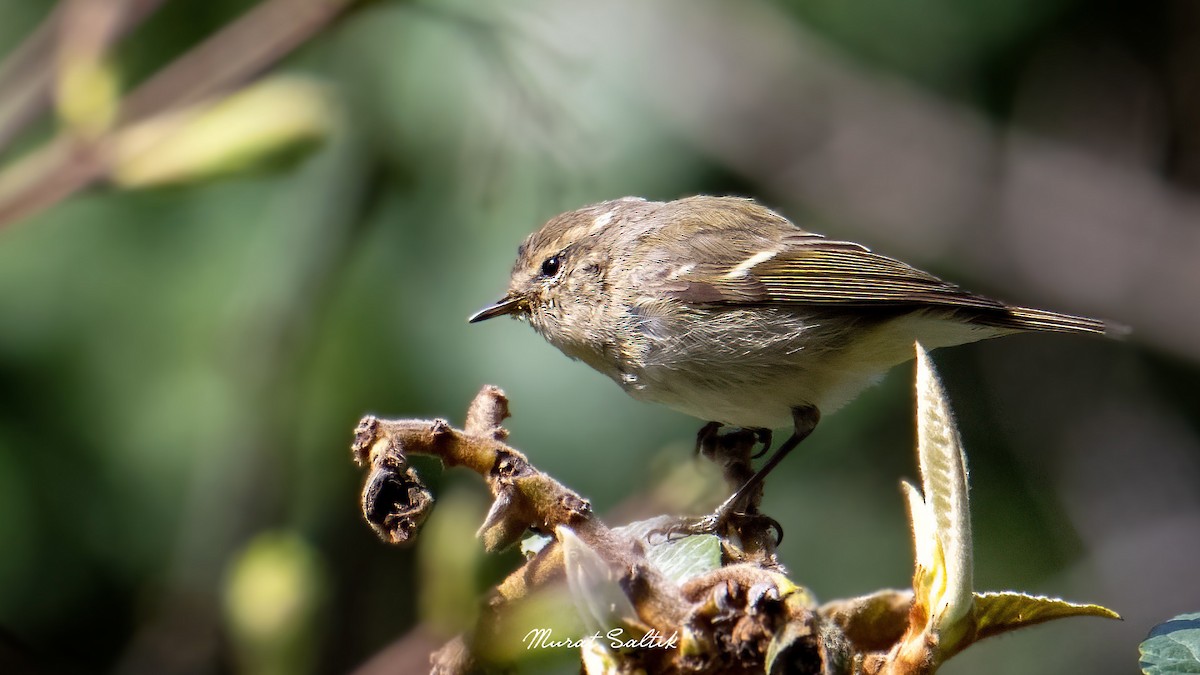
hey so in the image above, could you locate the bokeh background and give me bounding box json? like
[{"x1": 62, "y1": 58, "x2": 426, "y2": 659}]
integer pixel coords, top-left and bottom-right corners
[{"x1": 1, "y1": 0, "x2": 1198, "y2": 673}]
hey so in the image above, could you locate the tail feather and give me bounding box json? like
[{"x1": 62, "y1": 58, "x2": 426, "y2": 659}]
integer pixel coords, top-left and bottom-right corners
[{"x1": 992, "y1": 306, "x2": 1127, "y2": 337}]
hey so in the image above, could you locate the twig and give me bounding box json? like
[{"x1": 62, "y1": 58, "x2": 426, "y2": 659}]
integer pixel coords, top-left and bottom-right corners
[
  {"x1": 0, "y1": 0, "x2": 357, "y2": 228},
  {"x1": 0, "y1": 0, "x2": 166, "y2": 153}
]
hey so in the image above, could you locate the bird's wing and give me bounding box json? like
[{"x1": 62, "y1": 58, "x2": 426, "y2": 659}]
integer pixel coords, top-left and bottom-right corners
[
  {"x1": 659, "y1": 231, "x2": 1007, "y2": 312},
  {"x1": 640, "y1": 199, "x2": 1108, "y2": 335}
]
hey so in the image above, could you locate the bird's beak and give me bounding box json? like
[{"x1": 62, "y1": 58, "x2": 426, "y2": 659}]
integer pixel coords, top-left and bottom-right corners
[{"x1": 468, "y1": 293, "x2": 524, "y2": 323}]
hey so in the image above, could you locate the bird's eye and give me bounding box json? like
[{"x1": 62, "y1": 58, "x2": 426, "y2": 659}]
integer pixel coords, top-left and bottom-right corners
[{"x1": 540, "y1": 255, "x2": 561, "y2": 277}]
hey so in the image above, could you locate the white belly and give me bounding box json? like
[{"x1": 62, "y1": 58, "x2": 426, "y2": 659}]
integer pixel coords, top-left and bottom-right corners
[{"x1": 618, "y1": 309, "x2": 1003, "y2": 429}]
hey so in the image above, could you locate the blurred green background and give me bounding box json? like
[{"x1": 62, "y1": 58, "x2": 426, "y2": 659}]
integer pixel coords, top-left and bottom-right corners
[{"x1": 1, "y1": 0, "x2": 1198, "y2": 673}]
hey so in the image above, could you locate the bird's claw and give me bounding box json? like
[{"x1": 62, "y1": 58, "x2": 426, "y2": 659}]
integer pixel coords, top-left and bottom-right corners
[
  {"x1": 694, "y1": 421, "x2": 724, "y2": 456},
  {"x1": 750, "y1": 428, "x2": 772, "y2": 460},
  {"x1": 644, "y1": 510, "x2": 783, "y2": 547},
  {"x1": 646, "y1": 514, "x2": 719, "y2": 542}
]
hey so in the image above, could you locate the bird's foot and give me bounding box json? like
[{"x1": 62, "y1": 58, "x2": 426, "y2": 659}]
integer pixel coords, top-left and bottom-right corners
[
  {"x1": 648, "y1": 505, "x2": 783, "y2": 549},
  {"x1": 694, "y1": 421, "x2": 724, "y2": 456},
  {"x1": 751, "y1": 428, "x2": 772, "y2": 459},
  {"x1": 695, "y1": 423, "x2": 772, "y2": 461}
]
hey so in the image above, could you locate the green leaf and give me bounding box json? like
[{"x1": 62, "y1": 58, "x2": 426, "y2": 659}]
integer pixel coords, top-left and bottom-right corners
[
  {"x1": 913, "y1": 342, "x2": 972, "y2": 629},
  {"x1": 111, "y1": 76, "x2": 333, "y2": 188},
  {"x1": 643, "y1": 533, "x2": 722, "y2": 586},
  {"x1": 973, "y1": 591, "x2": 1120, "y2": 642},
  {"x1": 615, "y1": 516, "x2": 722, "y2": 585},
  {"x1": 1141, "y1": 612, "x2": 1200, "y2": 674}
]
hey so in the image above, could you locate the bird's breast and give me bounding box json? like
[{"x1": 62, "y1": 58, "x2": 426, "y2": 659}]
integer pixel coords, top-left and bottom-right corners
[{"x1": 615, "y1": 305, "x2": 826, "y2": 427}]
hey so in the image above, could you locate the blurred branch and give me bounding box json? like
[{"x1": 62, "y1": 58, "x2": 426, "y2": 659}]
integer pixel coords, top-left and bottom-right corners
[
  {"x1": 0, "y1": 0, "x2": 165, "y2": 153},
  {"x1": 0, "y1": 0, "x2": 357, "y2": 228},
  {"x1": 119, "y1": 0, "x2": 352, "y2": 123}
]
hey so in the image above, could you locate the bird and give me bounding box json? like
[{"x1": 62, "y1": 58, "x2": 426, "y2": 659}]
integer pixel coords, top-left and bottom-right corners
[{"x1": 469, "y1": 195, "x2": 1115, "y2": 533}]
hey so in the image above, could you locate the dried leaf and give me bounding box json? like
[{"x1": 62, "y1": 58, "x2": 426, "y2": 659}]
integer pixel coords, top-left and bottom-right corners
[
  {"x1": 764, "y1": 615, "x2": 818, "y2": 675},
  {"x1": 477, "y1": 488, "x2": 528, "y2": 552},
  {"x1": 820, "y1": 589, "x2": 913, "y2": 652}
]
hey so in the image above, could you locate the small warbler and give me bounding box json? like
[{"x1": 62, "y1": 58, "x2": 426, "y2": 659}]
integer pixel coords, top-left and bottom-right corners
[{"x1": 470, "y1": 196, "x2": 1113, "y2": 529}]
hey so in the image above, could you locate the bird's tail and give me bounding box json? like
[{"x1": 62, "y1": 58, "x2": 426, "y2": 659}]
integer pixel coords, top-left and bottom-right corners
[{"x1": 995, "y1": 306, "x2": 1128, "y2": 337}]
